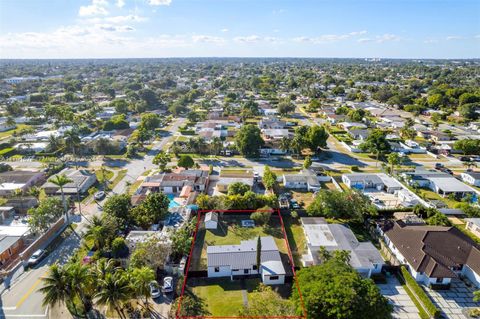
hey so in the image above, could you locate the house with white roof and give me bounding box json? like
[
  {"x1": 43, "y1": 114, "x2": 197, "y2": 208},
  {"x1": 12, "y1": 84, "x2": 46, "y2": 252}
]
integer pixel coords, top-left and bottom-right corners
[
  {"x1": 301, "y1": 217, "x2": 383, "y2": 278},
  {"x1": 461, "y1": 171, "x2": 480, "y2": 187},
  {"x1": 207, "y1": 236, "x2": 286, "y2": 285},
  {"x1": 403, "y1": 170, "x2": 476, "y2": 199},
  {"x1": 465, "y1": 218, "x2": 480, "y2": 238}
]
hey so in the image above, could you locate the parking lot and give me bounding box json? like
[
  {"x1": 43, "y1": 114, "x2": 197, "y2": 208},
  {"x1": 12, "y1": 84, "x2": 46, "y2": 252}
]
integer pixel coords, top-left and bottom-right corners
[{"x1": 377, "y1": 276, "x2": 421, "y2": 319}]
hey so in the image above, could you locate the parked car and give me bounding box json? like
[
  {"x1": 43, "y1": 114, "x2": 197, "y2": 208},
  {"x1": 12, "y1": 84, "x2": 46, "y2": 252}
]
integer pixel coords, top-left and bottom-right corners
[
  {"x1": 290, "y1": 200, "x2": 300, "y2": 209},
  {"x1": 434, "y1": 163, "x2": 444, "y2": 169},
  {"x1": 27, "y1": 249, "x2": 46, "y2": 266},
  {"x1": 162, "y1": 276, "x2": 174, "y2": 293},
  {"x1": 150, "y1": 281, "x2": 161, "y2": 299},
  {"x1": 94, "y1": 191, "x2": 106, "y2": 201}
]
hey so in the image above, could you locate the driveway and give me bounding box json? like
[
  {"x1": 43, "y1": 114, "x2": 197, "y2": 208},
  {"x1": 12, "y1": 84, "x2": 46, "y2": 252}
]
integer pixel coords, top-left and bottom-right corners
[
  {"x1": 424, "y1": 279, "x2": 480, "y2": 319},
  {"x1": 377, "y1": 276, "x2": 421, "y2": 319}
]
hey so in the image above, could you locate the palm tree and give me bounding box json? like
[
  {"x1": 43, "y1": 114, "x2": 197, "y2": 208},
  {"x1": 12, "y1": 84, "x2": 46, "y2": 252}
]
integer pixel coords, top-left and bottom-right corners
[
  {"x1": 64, "y1": 130, "x2": 81, "y2": 168},
  {"x1": 28, "y1": 186, "x2": 41, "y2": 199},
  {"x1": 49, "y1": 174, "x2": 73, "y2": 223},
  {"x1": 66, "y1": 262, "x2": 94, "y2": 314},
  {"x1": 92, "y1": 258, "x2": 119, "y2": 283},
  {"x1": 95, "y1": 271, "x2": 133, "y2": 319},
  {"x1": 130, "y1": 267, "x2": 155, "y2": 309},
  {"x1": 39, "y1": 264, "x2": 77, "y2": 315},
  {"x1": 47, "y1": 134, "x2": 63, "y2": 153}
]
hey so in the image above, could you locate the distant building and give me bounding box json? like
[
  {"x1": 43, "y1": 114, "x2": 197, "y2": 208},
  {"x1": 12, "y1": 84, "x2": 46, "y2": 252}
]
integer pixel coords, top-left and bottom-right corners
[
  {"x1": 342, "y1": 173, "x2": 403, "y2": 193},
  {"x1": 461, "y1": 171, "x2": 480, "y2": 187},
  {"x1": 43, "y1": 169, "x2": 97, "y2": 195},
  {"x1": 465, "y1": 218, "x2": 480, "y2": 239},
  {"x1": 403, "y1": 169, "x2": 475, "y2": 199},
  {"x1": 0, "y1": 170, "x2": 46, "y2": 196}
]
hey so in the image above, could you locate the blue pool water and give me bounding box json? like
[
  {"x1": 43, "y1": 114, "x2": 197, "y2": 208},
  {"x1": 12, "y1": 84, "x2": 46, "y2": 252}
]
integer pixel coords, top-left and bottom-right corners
[{"x1": 167, "y1": 194, "x2": 180, "y2": 208}]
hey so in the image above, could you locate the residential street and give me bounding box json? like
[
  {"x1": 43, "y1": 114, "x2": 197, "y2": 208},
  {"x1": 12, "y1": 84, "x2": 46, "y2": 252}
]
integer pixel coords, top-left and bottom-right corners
[{"x1": 0, "y1": 117, "x2": 185, "y2": 319}]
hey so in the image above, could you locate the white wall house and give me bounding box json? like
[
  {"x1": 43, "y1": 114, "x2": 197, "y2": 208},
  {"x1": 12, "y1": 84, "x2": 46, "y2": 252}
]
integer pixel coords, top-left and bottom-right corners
[
  {"x1": 206, "y1": 236, "x2": 286, "y2": 285},
  {"x1": 377, "y1": 220, "x2": 480, "y2": 288},
  {"x1": 461, "y1": 172, "x2": 480, "y2": 187},
  {"x1": 301, "y1": 217, "x2": 383, "y2": 278}
]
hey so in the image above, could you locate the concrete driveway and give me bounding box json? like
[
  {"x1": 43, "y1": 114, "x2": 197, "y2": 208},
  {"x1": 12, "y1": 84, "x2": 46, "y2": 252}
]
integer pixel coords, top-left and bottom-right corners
[
  {"x1": 377, "y1": 276, "x2": 421, "y2": 319},
  {"x1": 424, "y1": 279, "x2": 480, "y2": 319}
]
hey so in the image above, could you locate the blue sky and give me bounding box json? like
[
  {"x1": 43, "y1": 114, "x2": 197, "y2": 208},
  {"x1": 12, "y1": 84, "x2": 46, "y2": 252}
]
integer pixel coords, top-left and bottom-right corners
[{"x1": 0, "y1": 0, "x2": 479, "y2": 58}]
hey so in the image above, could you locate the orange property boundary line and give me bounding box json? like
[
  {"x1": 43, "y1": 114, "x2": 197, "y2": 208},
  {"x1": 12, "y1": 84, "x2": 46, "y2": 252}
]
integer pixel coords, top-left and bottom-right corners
[{"x1": 176, "y1": 209, "x2": 307, "y2": 319}]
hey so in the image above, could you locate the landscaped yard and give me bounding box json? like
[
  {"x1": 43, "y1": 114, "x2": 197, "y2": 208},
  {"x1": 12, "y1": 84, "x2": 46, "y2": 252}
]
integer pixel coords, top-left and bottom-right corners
[
  {"x1": 187, "y1": 277, "x2": 294, "y2": 316},
  {"x1": 188, "y1": 278, "x2": 261, "y2": 316},
  {"x1": 190, "y1": 213, "x2": 289, "y2": 271}
]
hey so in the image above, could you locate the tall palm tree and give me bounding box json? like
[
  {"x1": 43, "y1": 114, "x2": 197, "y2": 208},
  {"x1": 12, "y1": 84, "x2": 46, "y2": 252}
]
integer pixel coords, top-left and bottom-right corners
[
  {"x1": 47, "y1": 134, "x2": 63, "y2": 153},
  {"x1": 92, "y1": 258, "x2": 119, "y2": 283},
  {"x1": 64, "y1": 130, "x2": 81, "y2": 169},
  {"x1": 39, "y1": 264, "x2": 78, "y2": 315},
  {"x1": 95, "y1": 271, "x2": 132, "y2": 319},
  {"x1": 66, "y1": 262, "x2": 94, "y2": 314},
  {"x1": 49, "y1": 174, "x2": 73, "y2": 223},
  {"x1": 130, "y1": 267, "x2": 155, "y2": 309}
]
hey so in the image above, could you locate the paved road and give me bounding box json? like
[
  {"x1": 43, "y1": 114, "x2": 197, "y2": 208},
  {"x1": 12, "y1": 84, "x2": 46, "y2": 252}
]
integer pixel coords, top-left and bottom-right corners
[{"x1": 0, "y1": 117, "x2": 185, "y2": 318}]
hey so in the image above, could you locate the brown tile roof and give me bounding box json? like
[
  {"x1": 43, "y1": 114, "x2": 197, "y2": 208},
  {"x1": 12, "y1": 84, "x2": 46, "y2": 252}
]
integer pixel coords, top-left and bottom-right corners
[{"x1": 380, "y1": 220, "x2": 479, "y2": 278}]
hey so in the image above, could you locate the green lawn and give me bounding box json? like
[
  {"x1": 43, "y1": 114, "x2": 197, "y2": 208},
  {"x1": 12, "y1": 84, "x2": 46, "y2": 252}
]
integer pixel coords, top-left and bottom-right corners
[
  {"x1": 189, "y1": 278, "x2": 261, "y2": 316},
  {"x1": 190, "y1": 214, "x2": 288, "y2": 271},
  {"x1": 0, "y1": 124, "x2": 33, "y2": 139},
  {"x1": 110, "y1": 169, "x2": 127, "y2": 189},
  {"x1": 282, "y1": 216, "x2": 307, "y2": 266},
  {"x1": 417, "y1": 189, "x2": 460, "y2": 208}
]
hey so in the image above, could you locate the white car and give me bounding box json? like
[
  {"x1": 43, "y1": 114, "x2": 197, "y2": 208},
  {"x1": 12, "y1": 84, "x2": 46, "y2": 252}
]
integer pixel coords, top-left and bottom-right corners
[
  {"x1": 150, "y1": 281, "x2": 161, "y2": 299},
  {"x1": 162, "y1": 277, "x2": 174, "y2": 293},
  {"x1": 94, "y1": 191, "x2": 106, "y2": 201},
  {"x1": 28, "y1": 249, "x2": 46, "y2": 266}
]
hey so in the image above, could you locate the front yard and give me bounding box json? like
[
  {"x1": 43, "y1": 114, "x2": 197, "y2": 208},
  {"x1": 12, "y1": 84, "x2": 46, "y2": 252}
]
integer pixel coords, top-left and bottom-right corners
[
  {"x1": 187, "y1": 277, "x2": 294, "y2": 316},
  {"x1": 188, "y1": 278, "x2": 260, "y2": 316}
]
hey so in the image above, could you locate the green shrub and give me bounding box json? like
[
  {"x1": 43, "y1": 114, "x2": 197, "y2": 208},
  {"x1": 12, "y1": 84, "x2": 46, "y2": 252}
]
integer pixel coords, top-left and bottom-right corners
[{"x1": 400, "y1": 266, "x2": 440, "y2": 318}]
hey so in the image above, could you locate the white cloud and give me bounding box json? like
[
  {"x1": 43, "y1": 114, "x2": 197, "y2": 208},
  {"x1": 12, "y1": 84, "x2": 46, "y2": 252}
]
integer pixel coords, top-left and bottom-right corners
[
  {"x1": 293, "y1": 31, "x2": 368, "y2": 44},
  {"x1": 79, "y1": 0, "x2": 109, "y2": 17},
  {"x1": 349, "y1": 30, "x2": 367, "y2": 36},
  {"x1": 221, "y1": 28, "x2": 229, "y2": 33},
  {"x1": 116, "y1": 0, "x2": 125, "y2": 8},
  {"x1": 424, "y1": 39, "x2": 439, "y2": 44},
  {"x1": 234, "y1": 35, "x2": 261, "y2": 43},
  {"x1": 105, "y1": 14, "x2": 147, "y2": 23},
  {"x1": 376, "y1": 33, "x2": 400, "y2": 43},
  {"x1": 148, "y1": 0, "x2": 172, "y2": 6},
  {"x1": 96, "y1": 24, "x2": 135, "y2": 32},
  {"x1": 357, "y1": 38, "x2": 373, "y2": 43},
  {"x1": 357, "y1": 34, "x2": 400, "y2": 43},
  {"x1": 192, "y1": 35, "x2": 225, "y2": 45},
  {"x1": 272, "y1": 9, "x2": 286, "y2": 15},
  {"x1": 446, "y1": 35, "x2": 464, "y2": 41}
]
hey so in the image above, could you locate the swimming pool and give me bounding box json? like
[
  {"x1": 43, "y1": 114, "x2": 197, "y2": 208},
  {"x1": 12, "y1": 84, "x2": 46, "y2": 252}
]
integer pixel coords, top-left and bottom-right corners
[{"x1": 167, "y1": 194, "x2": 181, "y2": 208}]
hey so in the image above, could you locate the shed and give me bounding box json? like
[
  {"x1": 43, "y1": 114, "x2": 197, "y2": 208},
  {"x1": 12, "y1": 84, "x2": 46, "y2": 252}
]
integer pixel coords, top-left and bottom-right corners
[{"x1": 205, "y1": 212, "x2": 219, "y2": 230}]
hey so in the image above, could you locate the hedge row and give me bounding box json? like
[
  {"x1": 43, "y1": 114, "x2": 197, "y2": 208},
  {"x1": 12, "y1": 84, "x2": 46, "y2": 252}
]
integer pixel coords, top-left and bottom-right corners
[
  {"x1": 0, "y1": 147, "x2": 15, "y2": 156},
  {"x1": 400, "y1": 266, "x2": 441, "y2": 318}
]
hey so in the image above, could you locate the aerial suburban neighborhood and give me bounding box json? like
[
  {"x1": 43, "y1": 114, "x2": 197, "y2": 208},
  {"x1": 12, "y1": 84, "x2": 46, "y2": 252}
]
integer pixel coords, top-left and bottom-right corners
[{"x1": 0, "y1": 0, "x2": 479, "y2": 319}]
